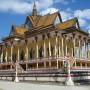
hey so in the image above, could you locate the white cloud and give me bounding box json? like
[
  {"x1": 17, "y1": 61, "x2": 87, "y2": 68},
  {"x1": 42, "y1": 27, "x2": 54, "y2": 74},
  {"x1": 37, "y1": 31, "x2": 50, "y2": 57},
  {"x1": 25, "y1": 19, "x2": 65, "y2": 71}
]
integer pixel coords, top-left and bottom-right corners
[
  {"x1": 54, "y1": 0, "x2": 69, "y2": 5},
  {"x1": 78, "y1": 18, "x2": 87, "y2": 27},
  {"x1": 73, "y1": 9, "x2": 90, "y2": 28},
  {"x1": 41, "y1": 7, "x2": 89, "y2": 28},
  {"x1": 40, "y1": 8, "x2": 59, "y2": 15},
  {"x1": 0, "y1": 0, "x2": 32, "y2": 14},
  {"x1": 36, "y1": 0, "x2": 54, "y2": 10},
  {"x1": 74, "y1": 9, "x2": 90, "y2": 19},
  {"x1": 60, "y1": 11, "x2": 73, "y2": 21},
  {"x1": 0, "y1": 0, "x2": 56, "y2": 14},
  {"x1": 60, "y1": 9, "x2": 90, "y2": 28},
  {"x1": 0, "y1": 0, "x2": 53, "y2": 14},
  {"x1": 0, "y1": 0, "x2": 89, "y2": 32},
  {"x1": 86, "y1": 26, "x2": 90, "y2": 33},
  {"x1": 0, "y1": 0, "x2": 72, "y2": 14}
]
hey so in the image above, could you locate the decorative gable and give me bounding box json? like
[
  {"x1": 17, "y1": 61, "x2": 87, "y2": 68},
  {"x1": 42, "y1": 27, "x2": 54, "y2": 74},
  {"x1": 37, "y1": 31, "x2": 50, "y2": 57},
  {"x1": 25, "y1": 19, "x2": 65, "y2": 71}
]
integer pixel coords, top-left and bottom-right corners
[
  {"x1": 75, "y1": 19, "x2": 80, "y2": 29},
  {"x1": 25, "y1": 19, "x2": 33, "y2": 28},
  {"x1": 54, "y1": 15, "x2": 61, "y2": 25}
]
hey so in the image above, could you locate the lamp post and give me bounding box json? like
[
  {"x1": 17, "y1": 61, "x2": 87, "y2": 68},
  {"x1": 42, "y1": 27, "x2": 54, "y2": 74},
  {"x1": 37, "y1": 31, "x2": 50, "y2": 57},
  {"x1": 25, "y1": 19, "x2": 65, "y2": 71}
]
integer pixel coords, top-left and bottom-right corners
[
  {"x1": 14, "y1": 38, "x2": 20, "y2": 83},
  {"x1": 65, "y1": 54, "x2": 74, "y2": 86},
  {"x1": 14, "y1": 60, "x2": 19, "y2": 82}
]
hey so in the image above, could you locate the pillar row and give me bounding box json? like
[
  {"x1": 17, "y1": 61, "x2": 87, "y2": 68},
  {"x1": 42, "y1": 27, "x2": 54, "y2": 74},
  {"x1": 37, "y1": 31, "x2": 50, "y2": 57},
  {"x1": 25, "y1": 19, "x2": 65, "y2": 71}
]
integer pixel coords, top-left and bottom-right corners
[
  {"x1": 11, "y1": 44, "x2": 13, "y2": 63},
  {"x1": 0, "y1": 47, "x2": 3, "y2": 63}
]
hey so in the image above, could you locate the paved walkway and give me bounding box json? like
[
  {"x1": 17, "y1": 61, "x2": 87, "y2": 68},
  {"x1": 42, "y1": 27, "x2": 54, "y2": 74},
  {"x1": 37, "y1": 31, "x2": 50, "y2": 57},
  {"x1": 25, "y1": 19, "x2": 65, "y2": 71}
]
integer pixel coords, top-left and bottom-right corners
[{"x1": 0, "y1": 81, "x2": 90, "y2": 90}]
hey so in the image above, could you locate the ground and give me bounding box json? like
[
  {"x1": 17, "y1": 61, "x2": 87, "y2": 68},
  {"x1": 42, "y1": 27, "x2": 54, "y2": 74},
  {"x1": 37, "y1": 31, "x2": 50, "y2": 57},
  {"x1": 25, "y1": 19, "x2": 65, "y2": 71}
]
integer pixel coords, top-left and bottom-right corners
[{"x1": 0, "y1": 81, "x2": 90, "y2": 90}]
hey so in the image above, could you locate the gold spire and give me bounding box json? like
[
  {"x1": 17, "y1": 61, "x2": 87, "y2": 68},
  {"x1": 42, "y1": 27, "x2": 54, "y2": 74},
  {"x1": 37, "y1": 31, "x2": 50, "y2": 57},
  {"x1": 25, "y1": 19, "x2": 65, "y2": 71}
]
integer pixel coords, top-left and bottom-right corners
[{"x1": 32, "y1": 1, "x2": 37, "y2": 16}]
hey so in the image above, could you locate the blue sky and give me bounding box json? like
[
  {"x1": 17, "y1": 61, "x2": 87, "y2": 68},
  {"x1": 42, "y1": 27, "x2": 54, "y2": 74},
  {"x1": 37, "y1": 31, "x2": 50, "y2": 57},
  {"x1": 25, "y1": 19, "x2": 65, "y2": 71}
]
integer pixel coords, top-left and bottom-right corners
[{"x1": 0, "y1": 0, "x2": 90, "y2": 42}]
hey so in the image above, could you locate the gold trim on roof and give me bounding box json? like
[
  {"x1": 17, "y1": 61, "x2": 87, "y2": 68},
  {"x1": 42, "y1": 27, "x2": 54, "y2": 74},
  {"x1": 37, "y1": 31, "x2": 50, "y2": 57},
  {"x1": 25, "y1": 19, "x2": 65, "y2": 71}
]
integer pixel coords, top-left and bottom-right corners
[{"x1": 56, "y1": 18, "x2": 77, "y2": 30}]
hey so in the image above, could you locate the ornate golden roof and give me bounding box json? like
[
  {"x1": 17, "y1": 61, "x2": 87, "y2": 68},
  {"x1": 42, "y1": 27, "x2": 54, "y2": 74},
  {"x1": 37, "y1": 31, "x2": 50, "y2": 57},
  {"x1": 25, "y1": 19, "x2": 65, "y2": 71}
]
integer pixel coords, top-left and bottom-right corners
[
  {"x1": 56, "y1": 18, "x2": 77, "y2": 30},
  {"x1": 2, "y1": 11, "x2": 89, "y2": 42},
  {"x1": 28, "y1": 12, "x2": 60, "y2": 27},
  {"x1": 14, "y1": 27, "x2": 28, "y2": 35}
]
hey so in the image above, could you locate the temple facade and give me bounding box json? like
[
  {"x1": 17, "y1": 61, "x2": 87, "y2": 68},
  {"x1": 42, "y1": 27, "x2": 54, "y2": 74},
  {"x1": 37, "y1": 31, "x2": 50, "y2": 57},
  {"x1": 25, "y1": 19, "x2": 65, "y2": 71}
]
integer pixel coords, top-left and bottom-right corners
[{"x1": 0, "y1": 3, "x2": 90, "y2": 84}]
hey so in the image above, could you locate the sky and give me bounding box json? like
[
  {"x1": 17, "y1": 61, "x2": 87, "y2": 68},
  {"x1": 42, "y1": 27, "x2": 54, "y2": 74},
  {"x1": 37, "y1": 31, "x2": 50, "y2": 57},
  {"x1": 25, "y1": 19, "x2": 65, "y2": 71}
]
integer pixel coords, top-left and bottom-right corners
[{"x1": 0, "y1": 0, "x2": 90, "y2": 42}]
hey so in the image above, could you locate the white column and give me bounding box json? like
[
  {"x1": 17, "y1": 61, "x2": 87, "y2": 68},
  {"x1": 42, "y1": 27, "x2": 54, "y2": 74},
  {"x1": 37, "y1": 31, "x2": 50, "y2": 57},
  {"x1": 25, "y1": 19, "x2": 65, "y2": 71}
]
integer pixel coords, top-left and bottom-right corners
[
  {"x1": 26, "y1": 45, "x2": 28, "y2": 60},
  {"x1": 43, "y1": 41, "x2": 46, "y2": 57},
  {"x1": 47, "y1": 34, "x2": 51, "y2": 68},
  {"x1": 10, "y1": 43, "x2": 13, "y2": 69},
  {"x1": 35, "y1": 37, "x2": 39, "y2": 69},
  {"x1": 35, "y1": 37, "x2": 39, "y2": 59},
  {"x1": 83, "y1": 39, "x2": 87, "y2": 59},
  {"x1": 65, "y1": 36, "x2": 68, "y2": 56},
  {"x1": 48, "y1": 37, "x2": 52, "y2": 69},
  {"x1": 79, "y1": 39, "x2": 81, "y2": 58},
  {"x1": 25, "y1": 40, "x2": 28, "y2": 62},
  {"x1": 72, "y1": 43, "x2": 76, "y2": 69},
  {"x1": 11, "y1": 44, "x2": 13, "y2": 63},
  {"x1": 36, "y1": 43, "x2": 39, "y2": 68},
  {"x1": 43, "y1": 35, "x2": 46, "y2": 68},
  {"x1": 55, "y1": 36, "x2": 58, "y2": 58},
  {"x1": 66, "y1": 43, "x2": 68, "y2": 56},
  {"x1": 25, "y1": 43, "x2": 28, "y2": 70},
  {"x1": 36, "y1": 44, "x2": 39, "y2": 58},
  {"x1": 86, "y1": 43, "x2": 88, "y2": 58},
  {"x1": 58, "y1": 37, "x2": 61, "y2": 57},
  {"x1": 5, "y1": 49, "x2": 8, "y2": 63},
  {"x1": 59, "y1": 44, "x2": 61, "y2": 57},
  {"x1": 49, "y1": 39, "x2": 51, "y2": 57},
  {"x1": 80, "y1": 39, "x2": 83, "y2": 58},
  {"x1": 55, "y1": 33, "x2": 59, "y2": 69},
  {"x1": 74, "y1": 61, "x2": 76, "y2": 68},
  {"x1": 61, "y1": 35, "x2": 64, "y2": 67},
  {"x1": 35, "y1": 43, "x2": 38, "y2": 69},
  {"x1": 49, "y1": 39, "x2": 51, "y2": 68},
  {"x1": 73, "y1": 37, "x2": 76, "y2": 57},
  {"x1": 83, "y1": 41, "x2": 86, "y2": 58},
  {"x1": 61, "y1": 37, "x2": 64, "y2": 57},
  {"x1": 17, "y1": 46, "x2": 20, "y2": 61},
  {"x1": 42, "y1": 35, "x2": 46, "y2": 58},
  {"x1": 1, "y1": 50, "x2": 3, "y2": 63},
  {"x1": 57, "y1": 59, "x2": 59, "y2": 69}
]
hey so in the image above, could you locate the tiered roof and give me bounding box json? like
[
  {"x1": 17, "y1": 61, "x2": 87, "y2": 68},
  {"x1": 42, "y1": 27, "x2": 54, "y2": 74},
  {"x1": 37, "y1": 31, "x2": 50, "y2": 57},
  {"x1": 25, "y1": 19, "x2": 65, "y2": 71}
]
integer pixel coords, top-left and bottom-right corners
[
  {"x1": 56, "y1": 18, "x2": 77, "y2": 30},
  {"x1": 27, "y1": 12, "x2": 62, "y2": 27},
  {"x1": 2, "y1": 2, "x2": 89, "y2": 41}
]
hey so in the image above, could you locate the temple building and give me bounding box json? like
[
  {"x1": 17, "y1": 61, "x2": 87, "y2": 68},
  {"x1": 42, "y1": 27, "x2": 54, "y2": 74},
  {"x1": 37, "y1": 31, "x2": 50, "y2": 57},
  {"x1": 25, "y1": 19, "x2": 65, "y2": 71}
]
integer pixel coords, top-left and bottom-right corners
[{"x1": 0, "y1": 3, "x2": 90, "y2": 84}]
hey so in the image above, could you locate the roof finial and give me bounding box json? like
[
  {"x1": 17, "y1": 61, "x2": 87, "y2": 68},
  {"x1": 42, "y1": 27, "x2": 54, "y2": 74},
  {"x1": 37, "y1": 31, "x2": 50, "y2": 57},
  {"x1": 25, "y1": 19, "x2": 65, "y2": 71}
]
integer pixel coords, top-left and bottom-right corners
[{"x1": 32, "y1": 1, "x2": 37, "y2": 16}]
